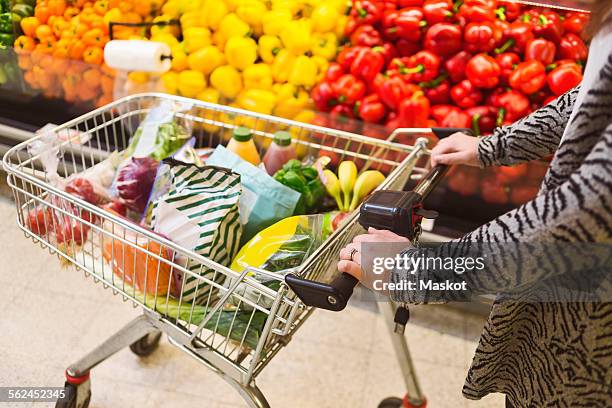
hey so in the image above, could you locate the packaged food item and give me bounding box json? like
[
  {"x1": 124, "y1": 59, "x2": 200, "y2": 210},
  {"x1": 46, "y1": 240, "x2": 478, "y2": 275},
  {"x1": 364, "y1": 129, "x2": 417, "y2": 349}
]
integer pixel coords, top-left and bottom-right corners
[
  {"x1": 206, "y1": 145, "x2": 301, "y2": 243},
  {"x1": 102, "y1": 224, "x2": 174, "y2": 297},
  {"x1": 126, "y1": 100, "x2": 193, "y2": 161},
  {"x1": 230, "y1": 213, "x2": 335, "y2": 278},
  {"x1": 226, "y1": 126, "x2": 261, "y2": 165},
  {"x1": 263, "y1": 131, "x2": 297, "y2": 176},
  {"x1": 114, "y1": 156, "x2": 159, "y2": 214},
  {"x1": 151, "y1": 159, "x2": 243, "y2": 304}
]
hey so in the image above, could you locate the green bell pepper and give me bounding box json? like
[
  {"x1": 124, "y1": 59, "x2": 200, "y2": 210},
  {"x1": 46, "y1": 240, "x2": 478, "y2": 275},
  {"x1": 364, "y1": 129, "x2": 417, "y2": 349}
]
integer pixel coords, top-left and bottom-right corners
[
  {"x1": 0, "y1": 32, "x2": 14, "y2": 48},
  {"x1": 12, "y1": 4, "x2": 33, "y2": 18},
  {"x1": 0, "y1": 13, "x2": 13, "y2": 33},
  {"x1": 0, "y1": 0, "x2": 9, "y2": 14}
]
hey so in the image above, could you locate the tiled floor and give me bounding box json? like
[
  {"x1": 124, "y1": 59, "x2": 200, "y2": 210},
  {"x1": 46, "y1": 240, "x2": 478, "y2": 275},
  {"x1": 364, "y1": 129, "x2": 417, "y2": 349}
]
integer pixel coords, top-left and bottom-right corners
[{"x1": 0, "y1": 197, "x2": 504, "y2": 408}]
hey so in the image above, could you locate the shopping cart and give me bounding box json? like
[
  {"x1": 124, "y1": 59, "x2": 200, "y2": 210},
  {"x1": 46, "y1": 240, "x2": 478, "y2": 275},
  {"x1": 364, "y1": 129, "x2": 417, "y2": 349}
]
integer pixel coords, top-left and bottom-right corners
[{"x1": 3, "y1": 93, "x2": 447, "y2": 408}]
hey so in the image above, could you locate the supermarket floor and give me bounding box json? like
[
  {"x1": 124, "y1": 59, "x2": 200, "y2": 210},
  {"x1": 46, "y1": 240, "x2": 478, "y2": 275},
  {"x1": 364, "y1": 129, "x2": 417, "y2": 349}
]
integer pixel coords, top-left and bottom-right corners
[{"x1": 0, "y1": 195, "x2": 504, "y2": 408}]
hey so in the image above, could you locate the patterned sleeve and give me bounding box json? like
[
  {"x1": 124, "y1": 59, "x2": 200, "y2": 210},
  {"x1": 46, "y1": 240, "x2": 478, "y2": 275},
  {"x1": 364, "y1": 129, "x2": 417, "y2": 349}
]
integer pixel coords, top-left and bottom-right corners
[
  {"x1": 390, "y1": 122, "x2": 612, "y2": 304},
  {"x1": 477, "y1": 87, "x2": 580, "y2": 167}
]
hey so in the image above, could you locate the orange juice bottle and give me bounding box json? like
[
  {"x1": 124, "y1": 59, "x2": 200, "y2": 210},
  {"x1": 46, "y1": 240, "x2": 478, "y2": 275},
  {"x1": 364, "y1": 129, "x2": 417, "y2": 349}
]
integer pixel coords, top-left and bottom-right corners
[{"x1": 227, "y1": 127, "x2": 261, "y2": 165}]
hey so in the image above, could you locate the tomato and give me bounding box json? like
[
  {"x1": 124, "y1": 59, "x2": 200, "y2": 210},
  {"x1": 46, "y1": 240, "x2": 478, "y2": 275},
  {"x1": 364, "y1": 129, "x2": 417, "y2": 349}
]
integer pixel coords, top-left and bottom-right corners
[
  {"x1": 65, "y1": 178, "x2": 99, "y2": 204},
  {"x1": 27, "y1": 207, "x2": 53, "y2": 236}
]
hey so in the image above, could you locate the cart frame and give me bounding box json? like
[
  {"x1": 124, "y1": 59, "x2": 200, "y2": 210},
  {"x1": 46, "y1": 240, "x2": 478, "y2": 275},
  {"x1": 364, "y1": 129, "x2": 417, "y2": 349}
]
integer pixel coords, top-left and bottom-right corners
[{"x1": 3, "y1": 93, "x2": 432, "y2": 408}]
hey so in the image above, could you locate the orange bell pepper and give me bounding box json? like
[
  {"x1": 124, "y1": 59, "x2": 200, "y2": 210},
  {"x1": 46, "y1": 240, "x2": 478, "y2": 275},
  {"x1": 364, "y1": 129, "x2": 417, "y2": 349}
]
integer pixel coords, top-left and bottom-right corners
[
  {"x1": 35, "y1": 5, "x2": 51, "y2": 24},
  {"x1": 83, "y1": 46, "x2": 103, "y2": 64},
  {"x1": 14, "y1": 36, "x2": 36, "y2": 53},
  {"x1": 82, "y1": 28, "x2": 105, "y2": 46},
  {"x1": 20, "y1": 17, "x2": 40, "y2": 37},
  {"x1": 48, "y1": 0, "x2": 67, "y2": 17},
  {"x1": 35, "y1": 24, "x2": 53, "y2": 40}
]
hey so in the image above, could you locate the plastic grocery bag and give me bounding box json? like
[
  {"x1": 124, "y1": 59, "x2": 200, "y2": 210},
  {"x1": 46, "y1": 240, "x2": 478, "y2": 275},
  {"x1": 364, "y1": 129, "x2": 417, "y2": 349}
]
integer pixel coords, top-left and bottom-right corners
[
  {"x1": 206, "y1": 145, "x2": 301, "y2": 244},
  {"x1": 151, "y1": 159, "x2": 242, "y2": 304}
]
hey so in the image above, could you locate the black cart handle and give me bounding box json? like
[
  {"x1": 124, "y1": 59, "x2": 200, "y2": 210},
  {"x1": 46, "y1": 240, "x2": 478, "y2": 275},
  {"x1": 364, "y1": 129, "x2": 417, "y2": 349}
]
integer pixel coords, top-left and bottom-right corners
[{"x1": 285, "y1": 128, "x2": 472, "y2": 311}]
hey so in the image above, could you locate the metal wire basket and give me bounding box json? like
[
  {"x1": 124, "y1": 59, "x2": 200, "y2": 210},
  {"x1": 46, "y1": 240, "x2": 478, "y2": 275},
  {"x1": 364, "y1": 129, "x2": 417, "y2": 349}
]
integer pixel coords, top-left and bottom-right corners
[{"x1": 3, "y1": 93, "x2": 430, "y2": 405}]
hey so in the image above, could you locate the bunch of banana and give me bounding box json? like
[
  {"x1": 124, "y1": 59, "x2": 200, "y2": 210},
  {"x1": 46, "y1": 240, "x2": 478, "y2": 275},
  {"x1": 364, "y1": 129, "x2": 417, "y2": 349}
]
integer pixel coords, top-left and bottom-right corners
[{"x1": 322, "y1": 161, "x2": 385, "y2": 212}]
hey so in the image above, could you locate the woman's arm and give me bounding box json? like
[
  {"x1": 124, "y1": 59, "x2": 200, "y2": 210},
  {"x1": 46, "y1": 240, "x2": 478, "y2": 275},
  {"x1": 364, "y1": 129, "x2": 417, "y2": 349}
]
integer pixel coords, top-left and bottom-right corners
[
  {"x1": 478, "y1": 88, "x2": 579, "y2": 167},
  {"x1": 391, "y1": 122, "x2": 612, "y2": 304}
]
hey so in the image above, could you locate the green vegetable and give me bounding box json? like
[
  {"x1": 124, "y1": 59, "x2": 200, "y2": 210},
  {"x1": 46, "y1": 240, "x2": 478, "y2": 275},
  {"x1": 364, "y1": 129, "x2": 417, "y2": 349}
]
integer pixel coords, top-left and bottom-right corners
[
  {"x1": 12, "y1": 4, "x2": 33, "y2": 18},
  {"x1": 0, "y1": 0, "x2": 8, "y2": 13},
  {"x1": 127, "y1": 121, "x2": 191, "y2": 161},
  {"x1": 273, "y1": 160, "x2": 325, "y2": 214},
  {"x1": 0, "y1": 13, "x2": 13, "y2": 33},
  {"x1": 0, "y1": 32, "x2": 13, "y2": 48},
  {"x1": 15, "y1": 0, "x2": 36, "y2": 7}
]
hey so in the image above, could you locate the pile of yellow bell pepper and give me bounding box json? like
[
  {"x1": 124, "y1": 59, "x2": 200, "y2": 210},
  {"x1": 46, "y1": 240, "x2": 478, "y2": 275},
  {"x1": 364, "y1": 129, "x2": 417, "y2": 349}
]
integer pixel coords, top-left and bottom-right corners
[{"x1": 151, "y1": 0, "x2": 348, "y2": 122}]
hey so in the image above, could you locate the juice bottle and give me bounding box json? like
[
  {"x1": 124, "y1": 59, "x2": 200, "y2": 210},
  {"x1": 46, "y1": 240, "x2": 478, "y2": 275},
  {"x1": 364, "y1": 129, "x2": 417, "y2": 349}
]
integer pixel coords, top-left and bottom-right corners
[
  {"x1": 263, "y1": 131, "x2": 297, "y2": 175},
  {"x1": 227, "y1": 127, "x2": 261, "y2": 165}
]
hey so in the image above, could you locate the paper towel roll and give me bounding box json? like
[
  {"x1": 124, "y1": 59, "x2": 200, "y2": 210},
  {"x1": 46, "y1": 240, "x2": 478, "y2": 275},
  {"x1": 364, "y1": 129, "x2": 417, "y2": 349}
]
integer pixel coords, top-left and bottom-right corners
[{"x1": 104, "y1": 40, "x2": 172, "y2": 73}]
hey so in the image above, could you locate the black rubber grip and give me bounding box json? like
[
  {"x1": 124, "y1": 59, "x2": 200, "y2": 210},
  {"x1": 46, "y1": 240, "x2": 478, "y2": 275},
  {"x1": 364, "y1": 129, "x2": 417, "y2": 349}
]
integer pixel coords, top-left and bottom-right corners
[{"x1": 430, "y1": 127, "x2": 473, "y2": 139}]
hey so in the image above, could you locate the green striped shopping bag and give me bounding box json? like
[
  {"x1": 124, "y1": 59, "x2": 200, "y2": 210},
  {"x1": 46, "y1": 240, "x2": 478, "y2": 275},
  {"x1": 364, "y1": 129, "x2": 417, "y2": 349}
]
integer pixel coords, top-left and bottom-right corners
[{"x1": 151, "y1": 160, "x2": 242, "y2": 304}]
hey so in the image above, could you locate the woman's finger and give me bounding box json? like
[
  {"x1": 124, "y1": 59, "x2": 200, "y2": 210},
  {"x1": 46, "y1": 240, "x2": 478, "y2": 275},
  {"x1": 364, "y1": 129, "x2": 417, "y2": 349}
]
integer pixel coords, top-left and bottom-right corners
[
  {"x1": 368, "y1": 227, "x2": 409, "y2": 241},
  {"x1": 431, "y1": 151, "x2": 471, "y2": 166},
  {"x1": 337, "y1": 260, "x2": 363, "y2": 280},
  {"x1": 339, "y1": 243, "x2": 361, "y2": 264}
]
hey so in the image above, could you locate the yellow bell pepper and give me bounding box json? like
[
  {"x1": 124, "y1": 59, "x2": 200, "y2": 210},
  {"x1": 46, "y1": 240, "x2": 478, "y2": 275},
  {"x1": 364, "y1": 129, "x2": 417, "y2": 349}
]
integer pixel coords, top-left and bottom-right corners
[
  {"x1": 236, "y1": 0, "x2": 267, "y2": 31},
  {"x1": 237, "y1": 89, "x2": 277, "y2": 115},
  {"x1": 225, "y1": 37, "x2": 258, "y2": 71},
  {"x1": 271, "y1": 49, "x2": 295, "y2": 83},
  {"x1": 171, "y1": 44, "x2": 188, "y2": 71},
  {"x1": 311, "y1": 4, "x2": 340, "y2": 32},
  {"x1": 262, "y1": 9, "x2": 292, "y2": 36},
  {"x1": 151, "y1": 15, "x2": 180, "y2": 37},
  {"x1": 290, "y1": 109, "x2": 316, "y2": 158},
  {"x1": 183, "y1": 27, "x2": 211, "y2": 53},
  {"x1": 280, "y1": 19, "x2": 312, "y2": 55},
  {"x1": 161, "y1": 71, "x2": 179, "y2": 94},
  {"x1": 258, "y1": 35, "x2": 282, "y2": 64},
  {"x1": 312, "y1": 55, "x2": 329, "y2": 82},
  {"x1": 161, "y1": 0, "x2": 180, "y2": 18},
  {"x1": 288, "y1": 55, "x2": 318, "y2": 89},
  {"x1": 273, "y1": 83, "x2": 309, "y2": 119},
  {"x1": 335, "y1": 15, "x2": 348, "y2": 39},
  {"x1": 200, "y1": 0, "x2": 228, "y2": 30},
  {"x1": 210, "y1": 65, "x2": 243, "y2": 99},
  {"x1": 219, "y1": 13, "x2": 251, "y2": 42},
  {"x1": 187, "y1": 45, "x2": 225, "y2": 75},
  {"x1": 311, "y1": 32, "x2": 338, "y2": 61},
  {"x1": 178, "y1": 70, "x2": 206, "y2": 98},
  {"x1": 197, "y1": 87, "x2": 220, "y2": 104},
  {"x1": 271, "y1": 0, "x2": 302, "y2": 15},
  {"x1": 197, "y1": 88, "x2": 222, "y2": 133},
  {"x1": 151, "y1": 33, "x2": 179, "y2": 49},
  {"x1": 180, "y1": 10, "x2": 203, "y2": 30},
  {"x1": 243, "y1": 63, "x2": 273, "y2": 90}
]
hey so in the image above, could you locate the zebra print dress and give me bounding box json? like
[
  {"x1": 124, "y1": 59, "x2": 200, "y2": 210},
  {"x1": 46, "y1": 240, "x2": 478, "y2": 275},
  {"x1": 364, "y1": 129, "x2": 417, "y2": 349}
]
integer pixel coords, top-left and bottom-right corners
[{"x1": 391, "y1": 57, "x2": 612, "y2": 406}]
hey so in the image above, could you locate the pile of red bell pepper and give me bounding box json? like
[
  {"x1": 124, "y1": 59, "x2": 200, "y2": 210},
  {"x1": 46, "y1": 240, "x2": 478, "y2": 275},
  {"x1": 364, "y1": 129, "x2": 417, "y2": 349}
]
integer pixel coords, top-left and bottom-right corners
[{"x1": 311, "y1": 0, "x2": 590, "y2": 136}]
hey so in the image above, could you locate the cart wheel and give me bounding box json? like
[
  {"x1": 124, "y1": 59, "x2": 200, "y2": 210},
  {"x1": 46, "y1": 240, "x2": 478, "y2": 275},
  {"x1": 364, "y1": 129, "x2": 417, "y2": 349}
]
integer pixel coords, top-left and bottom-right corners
[
  {"x1": 55, "y1": 382, "x2": 91, "y2": 408},
  {"x1": 129, "y1": 331, "x2": 162, "y2": 357},
  {"x1": 378, "y1": 397, "x2": 403, "y2": 408}
]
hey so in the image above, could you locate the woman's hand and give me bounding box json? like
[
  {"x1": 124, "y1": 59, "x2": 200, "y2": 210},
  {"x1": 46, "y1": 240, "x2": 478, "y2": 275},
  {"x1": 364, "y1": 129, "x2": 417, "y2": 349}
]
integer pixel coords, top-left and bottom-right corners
[
  {"x1": 338, "y1": 228, "x2": 412, "y2": 281},
  {"x1": 430, "y1": 132, "x2": 481, "y2": 167}
]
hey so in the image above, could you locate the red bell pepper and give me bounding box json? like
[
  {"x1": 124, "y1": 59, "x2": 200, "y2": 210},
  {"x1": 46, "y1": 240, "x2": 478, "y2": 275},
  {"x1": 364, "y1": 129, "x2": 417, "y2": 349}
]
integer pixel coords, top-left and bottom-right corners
[
  {"x1": 350, "y1": 24, "x2": 383, "y2": 47},
  {"x1": 330, "y1": 104, "x2": 357, "y2": 133},
  {"x1": 563, "y1": 12, "x2": 589, "y2": 35},
  {"x1": 466, "y1": 106, "x2": 498, "y2": 135},
  {"x1": 332, "y1": 74, "x2": 367, "y2": 106},
  {"x1": 350, "y1": 1, "x2": 384, "y2": 26},
  {"x1": 490, "y1": 89, "x2": 530, "y2": 124},
  {"x1": 444, "y1": 51, "x2": 471, "y2": 83},
  {"x1": 311, "y1": 82, "x2": 337, "y2": 112},
  {"x1": 423, "y1": 0, "x2": 453, "y2": 24},
  {"x1": 439, "y1": 106, "x2": 471, "y2": 128},
  {"x1": 464, "y1": 21, "x2": 502, "y2": 53},
  {"x1": 547, "y1": 63, "x2": 583, "y2": 96},
  {"x1": 421, "y1": 74, "x2": 450, "y2": 105},
  {"x1": 379, "y1": 43, "x2": 399, "y2": 65},
  {"x1": 325, "y1": 63, "x2": 344, "y2": 82},
  {"x1": 497, "y1": 21, "x2": 534, "y2": 54},
  {"x1": 494, "y1": 2, "x2": 522, "y2": 22},
  {"x1": 495, "y1": 52, "x2": 520, "y2": 85},
  {"x1": 458, "y1": 0, "x2": 497, "y2": 23},
  {"x1": 399, "y1": 91, "x2": 430, "y2": 127},
  {"x1": 430, "y1": 104, "x2": 457, "y2": 122},
  {"x1": 377, "y1": 74, "x2": 411, "y2": 109},
  {"x1": 399, "y1": 0, "x2": 425, "y2": 6},
  {"x1": 351, "y1": 47, "x2": 386, "y2": 83},
  {"x1": 404, "y1": 50, "x2": 441, "y2": 83},
  {"x1": 423, "y1": 22, "x2": 463, "y2": 57},
  {"x1": 337, "y1": 46, "x2": 366, "y2": 71},
  {"x1": 357, "y1": 94, "x2": 387, "y2": 123},
  {"x1": 466, "y1": 54, "x2": 500, "y2": 89},
  {"x1": 525, "y1": 38, "x2": 556, "y2": 65},
  {"x1": 396, "y1": 38, "x2": 421, "y2": 57},
  {"x1": 450, "y1": 79, "x2": 483, "y2": 108},
  {"x1": 530, "y1": 11, "x2": 564, "y2": 43},
  {"x1": 383, "y1": 7, "x2": 427, "y2": 42},
  {"x1": 558, "y1": 33, "x2": 588, "y2": 61},
  {"x1": 509, "y1": 60, "x2": 546, "y2": 94}
]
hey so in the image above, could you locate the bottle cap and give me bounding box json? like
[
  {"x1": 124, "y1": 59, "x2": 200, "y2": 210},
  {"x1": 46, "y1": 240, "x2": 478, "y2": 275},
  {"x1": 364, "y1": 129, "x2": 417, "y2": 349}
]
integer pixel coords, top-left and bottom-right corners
[
  {"x1": 233, "y1": 127, "x2": 252, "y2": 142},
  {"x1": 273, "y1": 131, "x2": 292, "y2": 147}
]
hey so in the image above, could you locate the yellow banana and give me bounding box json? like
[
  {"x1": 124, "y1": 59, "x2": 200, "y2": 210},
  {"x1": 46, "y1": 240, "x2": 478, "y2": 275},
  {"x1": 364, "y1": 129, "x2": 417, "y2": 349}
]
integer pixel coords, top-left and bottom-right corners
[
  {"x1": 322, "y1": 169, "x2": 344, "y2": 211},
  {"x1": 349, "y1": 170, "x2": 385, "y2": 211},
  {"x1": 338, "y1": 161, "x2": 357, "y2": 211}
]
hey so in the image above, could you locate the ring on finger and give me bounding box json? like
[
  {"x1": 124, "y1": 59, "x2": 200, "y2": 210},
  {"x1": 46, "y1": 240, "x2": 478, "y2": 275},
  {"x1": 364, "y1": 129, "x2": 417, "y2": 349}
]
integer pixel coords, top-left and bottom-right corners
[{"x1": 349, "y1": 248, "x2": 359, "y2": 262}]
